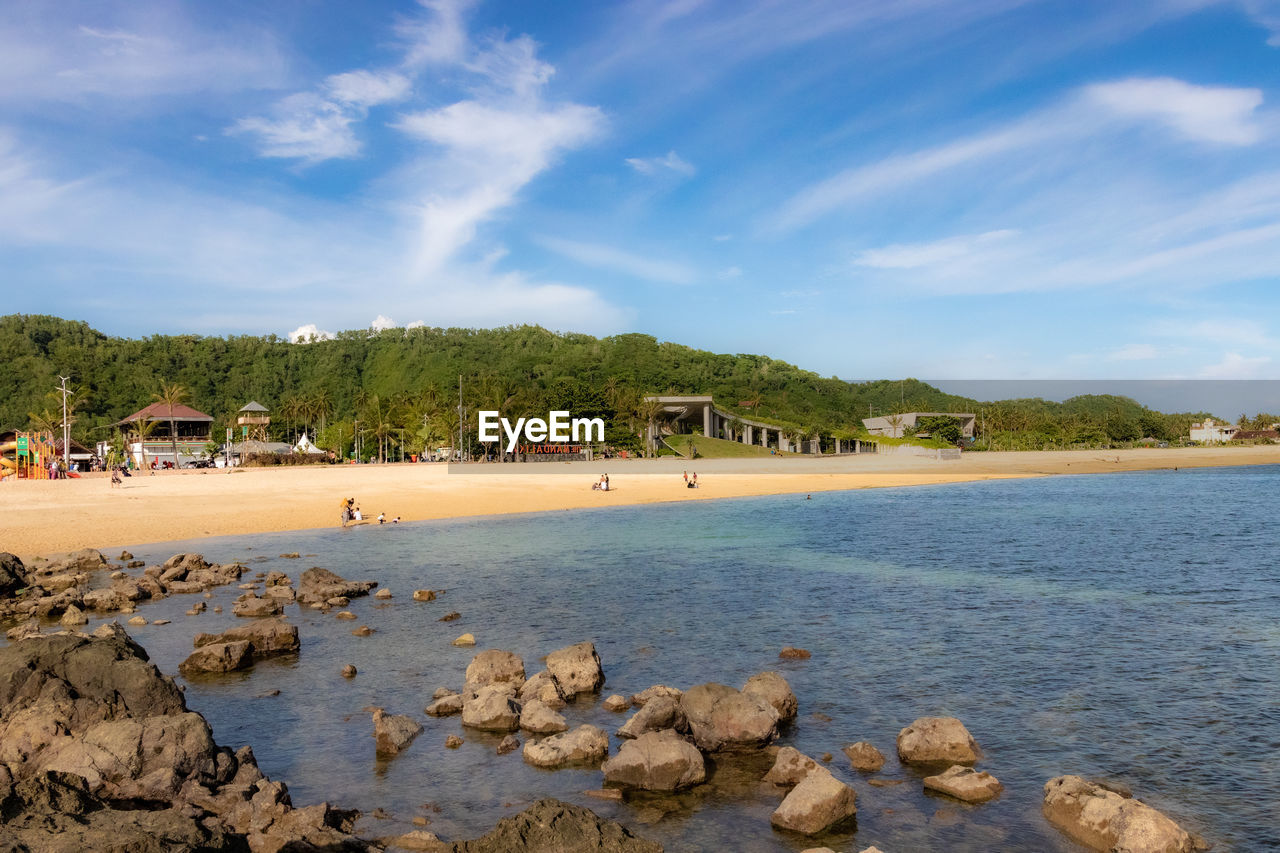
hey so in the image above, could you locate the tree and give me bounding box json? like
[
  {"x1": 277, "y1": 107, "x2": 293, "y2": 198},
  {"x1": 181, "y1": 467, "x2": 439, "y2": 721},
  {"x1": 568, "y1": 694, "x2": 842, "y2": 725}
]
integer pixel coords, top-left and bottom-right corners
[
  {"x1": 152, "y1": 382, "x2": 190, "y2": 467},
  {"x1": 129, "y1": 416, "x2": 160, "y2": 471}
]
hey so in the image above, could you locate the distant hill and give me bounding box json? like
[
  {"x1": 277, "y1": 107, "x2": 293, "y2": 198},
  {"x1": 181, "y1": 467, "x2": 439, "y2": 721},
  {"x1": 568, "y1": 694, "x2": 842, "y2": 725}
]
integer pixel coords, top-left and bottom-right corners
[{"x1": 0, "y1": 315, "x2": 1208, "y2": 454}]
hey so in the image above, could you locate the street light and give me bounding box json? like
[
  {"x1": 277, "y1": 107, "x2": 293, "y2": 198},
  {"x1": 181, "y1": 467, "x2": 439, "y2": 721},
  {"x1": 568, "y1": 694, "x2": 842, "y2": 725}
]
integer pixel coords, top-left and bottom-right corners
[{"x1": 56, "y1": 376, "x2": 71, "y2": 471}]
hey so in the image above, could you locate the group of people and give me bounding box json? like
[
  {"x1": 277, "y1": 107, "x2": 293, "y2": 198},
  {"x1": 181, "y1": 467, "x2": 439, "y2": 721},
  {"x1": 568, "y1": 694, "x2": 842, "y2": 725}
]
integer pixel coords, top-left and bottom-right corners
[
  {"x1": 340, "y1": 497, "x2": 400, "y2": 527},
  {"x1": 683, "y1": 470, "x2": 700, "y2": 489},
  {"x1": 591, "y1": 474, "x2": 611, "y2": 491}
]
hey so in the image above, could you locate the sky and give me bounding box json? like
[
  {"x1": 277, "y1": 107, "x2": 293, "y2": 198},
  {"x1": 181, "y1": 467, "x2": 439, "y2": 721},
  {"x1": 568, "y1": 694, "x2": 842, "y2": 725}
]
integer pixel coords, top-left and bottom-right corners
[{"x1": 3, "y1": 0, "x2": 1280, "y2": 381}]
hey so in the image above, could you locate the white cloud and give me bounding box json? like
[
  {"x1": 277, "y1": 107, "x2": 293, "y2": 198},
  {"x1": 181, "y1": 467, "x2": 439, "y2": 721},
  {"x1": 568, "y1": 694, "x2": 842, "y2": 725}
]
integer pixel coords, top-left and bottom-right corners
[
  {"x1": 232, "y1": 93, "x2": 361, "y2": 162},
  {"x1": 537, "y1": 235, "x2": 696, "y2": 284},
  {"x1": 1107, "y1": 343, "x2": 1160, "y2": 361},
  {"x1": 399, "y1": 0, "x2": 472, "y2": 68},
  {"x1": 370, "y1": 315, "x2": 398, "y2": 331},
  {"x1": 325, "y1": 70, "x2": 411, "y2": 106},
  {"x1": 289, "y1": 324, "x2": 335, "y2": 343},
  {"x1": 406, "y1": 320, "x2": 426, "y2": 329},
  {"x1": 1083, "y1": 77, "x2": 1263, "y2": 145},
  {"x1": 855, "y1": 230, "x2": 1018, "y2": 269},
  {"x1": 626, "y1": 150, "x2": 696, "y2": 177},
  {"x1": 1197, "y1": 352, "x2": 1273, "y2": 378}
]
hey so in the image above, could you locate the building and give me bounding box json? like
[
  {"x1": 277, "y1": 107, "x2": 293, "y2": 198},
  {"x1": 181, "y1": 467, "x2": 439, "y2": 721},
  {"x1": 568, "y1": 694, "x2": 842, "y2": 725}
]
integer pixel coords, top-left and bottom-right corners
[
  {"x1": 237, "y1": 401, "x2": 270, "y2": 442},
  {"x1": 115, "y1": 402, "x2": 214, "y2": 467},
  {"x1": 640, "y1": 395, "x2": 873, "y2": 454},
  {"x1": 862, "y1": 412, "x2": 976, "y2": 439},
  {"x1": 1189, "y1": 418, "x2": 1238, "y2": 443}
]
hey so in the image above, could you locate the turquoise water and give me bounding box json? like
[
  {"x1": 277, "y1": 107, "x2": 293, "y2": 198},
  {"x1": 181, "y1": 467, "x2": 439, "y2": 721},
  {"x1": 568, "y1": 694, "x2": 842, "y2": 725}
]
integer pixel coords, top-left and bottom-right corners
[{"x1": 34, "y1": 467, "x2": 1280, "y2": 850}]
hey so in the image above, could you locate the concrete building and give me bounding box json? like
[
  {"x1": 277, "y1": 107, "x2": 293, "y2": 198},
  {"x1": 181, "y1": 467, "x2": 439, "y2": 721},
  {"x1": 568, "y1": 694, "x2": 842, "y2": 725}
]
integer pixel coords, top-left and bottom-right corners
[
  {"x1": 862, "y1": 412, "x2": 976, "y2": 439},
  {"x1": 1189, "y1": 418, "x2": 1238, "y2": 443},
  {"x1": 641, "y1": 395, "x2": 874, "y2": 455},
  {"x1": 115, "y1": 402, "x2": 214, "y2": 467}
]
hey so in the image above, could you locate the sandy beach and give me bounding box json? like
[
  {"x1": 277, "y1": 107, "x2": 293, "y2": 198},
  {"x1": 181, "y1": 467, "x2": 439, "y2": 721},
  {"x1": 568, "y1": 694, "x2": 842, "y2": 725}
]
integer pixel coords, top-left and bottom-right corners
[{"x1": 3, "y1": 446, "x2": 1278, "y2": 560}]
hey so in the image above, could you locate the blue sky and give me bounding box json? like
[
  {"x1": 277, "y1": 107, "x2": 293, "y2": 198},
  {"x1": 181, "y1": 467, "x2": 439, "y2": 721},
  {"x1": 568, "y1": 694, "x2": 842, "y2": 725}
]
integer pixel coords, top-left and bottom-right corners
[{"x1": 3, "y1": 0, "x2": 1280, "y2": 380}]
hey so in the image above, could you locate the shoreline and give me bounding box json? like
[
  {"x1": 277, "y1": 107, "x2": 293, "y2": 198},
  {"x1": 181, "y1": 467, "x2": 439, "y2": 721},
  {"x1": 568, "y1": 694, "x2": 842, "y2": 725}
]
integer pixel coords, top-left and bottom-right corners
[{"x1": 3, "y1": 446, "x2": 1278, "y2": 560}]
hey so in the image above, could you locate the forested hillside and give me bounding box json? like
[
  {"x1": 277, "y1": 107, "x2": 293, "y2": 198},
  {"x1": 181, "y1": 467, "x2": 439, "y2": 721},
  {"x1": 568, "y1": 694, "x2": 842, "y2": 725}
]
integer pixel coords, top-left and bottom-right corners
[{"x1": 0, "y1": 315, "x2": 1212, "y2": 456}]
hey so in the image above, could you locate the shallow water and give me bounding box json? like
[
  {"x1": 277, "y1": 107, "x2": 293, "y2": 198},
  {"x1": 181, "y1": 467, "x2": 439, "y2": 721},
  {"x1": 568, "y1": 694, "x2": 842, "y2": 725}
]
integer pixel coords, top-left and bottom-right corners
[{"x1": 24, "y1": 466, "x2": 1280, "y2": 850}]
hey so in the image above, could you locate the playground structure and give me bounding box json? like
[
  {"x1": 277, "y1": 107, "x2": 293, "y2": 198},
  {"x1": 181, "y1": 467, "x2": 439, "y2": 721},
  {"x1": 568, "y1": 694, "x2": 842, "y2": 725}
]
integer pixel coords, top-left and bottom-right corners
[{"x1": 0, "y1": 431, "x2": 58, "y2": 480}]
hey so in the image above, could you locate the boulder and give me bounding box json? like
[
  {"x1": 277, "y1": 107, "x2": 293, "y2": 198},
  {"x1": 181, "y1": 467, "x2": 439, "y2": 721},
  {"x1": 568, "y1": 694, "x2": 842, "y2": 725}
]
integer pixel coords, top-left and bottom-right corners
[
  {"x1": 342, "y1": 664, "x2": 358, "y2": 678},
  {"x1": 630, "y1": 685, "x2": 682, "y2": 706},
  {"x1": 375, "y1": 588, "x2": 392, "y2": 599},
  {"x1": 297, "y1": 567, "x2": 376, "y2": 605},
  {"x1": 453, "y1": 633, "x2": 476, "y2": 647},
  {"x1": 461, "y1": 685, "x2": 521, "y2": 732},
  {"x1": 1042, "y1": 775, "x2": 1194, "y2": 853},
  {"x1": 448, "y1": 798, "x2": 661, "y2": 853},
  {"x1": 264, "y1": 585, "x2": 296, "y2": 602},
  {"x1": 519, "y1": 699, "x2": 569, "y2": 734},
  {"x1": 897, "y1": 716, "x2": 980, "y2": 765},
  {"x1": 389, "y1": 829, "x2": 445, "y2": 851},
  {"x1": 413, "y1": 589, "x2": 436, "y2": 601},
  {"x1": 231, "y1": 595, "x2": 282, "y2": 618},
  {"x1": 617, "y1": 695, "x2": 687, "y2": 740},
  {"x1": 779, "y1": 646, "x2": 811, "y2": 659},
  {"x1": 770, "y1": 767, "x2": 858, "y2": 836},
  {"x1": 518, "y1": 670, "x2": 567, "y2": 709},
  {"x1": 497, "y1": 734, "x2": 521, "y2": 756},
  {"x1": 192, "y1": 619, "x2": 299, "y2": 658},
  {"x1": 426, "y1": 693, "x2": 464, "y2": 717},
  {"x1": 178, "y1": 641, "x2": 253, "y2": 676},
  {"x1": 842, "y1": 741, "x2": 886, "y2": 772},
  {"x1": 522, "y1": 724, "x2": 609, "y2": 769},
  {"x1": 465, "y1": 649, "x2": 526, "y2": 691},
  {"x1": 603, "y1": 695, "x2": 630, "y2": 712},
  {"x1": 373, "y1": 709, "x2": 423, "y2": 756},
  {"x1": 679, "y1": 682, "x2": 779, "y2": 752},
  {"x1": 545, "y1": 641, "x2": 605, "y2": 698},
  {"x1": 763, "y1": 746, "x2": 822, "y2": 786},
  {"x1": 0, "y1": 552, "x2": 29, "y2": 596},
  {"x1": 445, "y1": 735, "x2": 463, "y2": 749},
  {"x1": 923, "y1": 765, "x2": 1003, "y2": 804},
  {"x1": 601, "y1": 729, "x2": 705, "y2": 792},
  {"x1": 742, "y1": 671, "x2": 798, "y2": 723},
  {"x1": 59, "y1": 604, "x2": 88, "y2": 626}
]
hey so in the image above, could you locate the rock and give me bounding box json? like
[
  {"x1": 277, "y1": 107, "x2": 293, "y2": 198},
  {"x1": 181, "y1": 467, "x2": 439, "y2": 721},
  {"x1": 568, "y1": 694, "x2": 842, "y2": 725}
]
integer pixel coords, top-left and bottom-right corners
[
  {"x1": 426, "y1": 694, "x2": 464, "y2": 717},
  {"x1": 119, "y1": 551, "x2": 133, "y2": 560},
  {"x1": 603, "y1": 694, "x2": 630, "y2": 712},
  {"x1": 445, "y1": 735, "x2": 463, "y2": 749},
  {"x1": 438, "y1": 611, "x2": 461, "y2": 622},
  {"x1": 352, "y1": 625, "x2": 374, "y2": 637},
  {"x1": 602, "y1": 729, "x2": 706, "y2": 792},
  {"x1": 342, "y1": 665, "x2": 358, "y2": 678},
  {"x1": 497, "y1": 734, "x2": 521, "y2": 755},
  {"x1": 375, "y1": 588, "x2": 392, "y2": 599},
  {"x1": 522, "y1": 724, "x2": 609, "y2": 769},
  {"x1": 264, "y1": 585, "x2": 296, "y2": 602},
  {"x1": 453, "y1": 633, "x2": 476, "y2": 646},
  {"x1": 520, "y1": 699, "x2": 569, "y2": 734},
  {"x1": 779, "y1": 646, "x2": 811, "y2": 659},
  {"x1": 126, "y1": 560, "x2": 145, "y2": 569},
  {"x1": 770, "y1": 767, "x2": 858, "y2": 836},
  {"x1": 843, "y1": 741, "x2": 886, "y2": 772},
  {"x1": 461, "y1": 685, "x2": 521, "y2": 732},
  {"x1": 448, "y1": 798, "x2": 661, "y2": 852},
  {"x1": 179, "y1": 640, "x2": 253, "y2": 675},
  {"x1": 465, "y1": 649, "x2": 526, "y2": 691},
  {"x1": 518, "y1": 670, "x2": 567, "y2": 710},
  {"x1": 231, "y1": 595, "x2": 282, "y2": 618},
  {"x1": 389, "y1": 829, "x2": 447, "y2": 851},
  {"x1": 680, "y1": 682, "x2": 779, "y2": 752},
  {"x1": 433, "y1": 687, "x2": 458, "y2": 699},
  {"x1": 413, "y1": 589, "x2": 436, "y2": 601},
  {"x1": 618, "y1": 695, "x2": 687, "y2": 740},
  {"x1": 128, "y1": 616, "x2": 148, "y2": 626},
  {"x1": 373, "y1": 709, "x2": 423, "y2": 756},
  {"x1": 81, "y1": 587, "x2": 126, "y2": 612},
  {"x1": 742, "y1": 671, "x2": 798, "y2": 723},
  {"x1": 585, "y1": 788, "x2": 624, "y2": 802},
  {"x1": 279, "y1": 552, "x2": 300, "y2": 559},
  {"x1": 630, "y1": 685, "x2": 682, "y2": 706},
  {"x1": 923, "y1": 765, "x2": 1004, "y2": 804},
  {"x1": 335, "y1": 611, "x2": 356, "y2": 620},
  {"x1": 327, "y1": 596, "x2": 350, "y2": 607},
  {"x1": 59, "y1": 604, "x2": 88, "y2": 626},
  {"x1": 1042, "y1": 775, "x2": 1194, "y2": 853},
  {"x1": 91, "y1": 622, "x2": 130, "y2": 641},
  {"x1": 545, "y1": 641, "x2": 605, "y2": 698},
  {"x1": 297, "y1": 566, "x2": 376, "y2": 605},
  {"x1": 192, "y1": 619, "x2": 299, "y2": 658},
  {"x1": 151, "y1": 619, "x2": 171, "y2": 626},
  {"x1": 897, "y1": 716, "x2": 980, "y2": 765},
  {"x1": 764, "y1": 746, "x2": 822, "y2": 785}
]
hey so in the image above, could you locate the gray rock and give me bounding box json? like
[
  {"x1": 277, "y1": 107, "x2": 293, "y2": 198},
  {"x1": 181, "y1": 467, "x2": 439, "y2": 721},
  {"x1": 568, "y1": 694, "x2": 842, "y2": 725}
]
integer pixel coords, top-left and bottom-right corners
[
  {"x1": 178, "y1": 640, "x2": 253, "y2": 675},
  {"x1": 923, "y1": 765, "x2": 1004, "y2": 803},
  {"x1": 461, "y1": 684, "x2": 521, "y2": 732},
  {"x1": 545, "y1": 641, "x2": 604, "y2": 698},
  {"x1": 742, "y1": 671, "x2": 798, "y2": 723},
  {"x1": 231, "y1": 595, "x2": 282, "y2": 618},
  {"x1": 192, "y1": 619, "x2": 299, "y2": 658},
  {"x1": 770, "y1": 767, "x2": 858, "y2": 836},
  {"x1": 618, "y1": 695, "x2": 687, "y2": 740},
  {"x1": 519, "y1": 699, "x2": 569, "y2": 734},
  {"x1": 897, "y1": 716, "x2": 980, "y2": 765},
  {"x1": 842, "y1": 741, "x2": 886, "y2": 772},
  {"x1": 679, "y1": 682, "x2": 778, "y2": 752},
  {"x1": 447, "y1": 798, "x2": 661, "y2": 852},
  {"x1": 521, "y1": 724, "x2": 609, "y2": 769},
  {"x1": 601, "y1": 729, "x2": 705, "y2": 791},
  {"x1": 374, "y1": 709, "x2": 423, "y2": 756},
  {"x1": 426, "y1": 693, "x2": 464, "y2": 717},
  {"x1": 297, "y1": 566, "x2": 376, "y2": 605},
  {"x1": 518, "y1": 670, "x2": 567, "y2": 709},
  {"x1": 465, "y1": 649, "x2": 526, "y2": 691},
  {"x1": 763, "y1": 746, "x2": 822, "y2": 786}
]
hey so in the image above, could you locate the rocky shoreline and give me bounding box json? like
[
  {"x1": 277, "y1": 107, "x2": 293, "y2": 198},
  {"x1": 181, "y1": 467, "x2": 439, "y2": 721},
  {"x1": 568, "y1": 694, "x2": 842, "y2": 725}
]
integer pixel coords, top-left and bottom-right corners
[{"x1": 0, "y1": 548, "x2": 1208, "y2": 852}]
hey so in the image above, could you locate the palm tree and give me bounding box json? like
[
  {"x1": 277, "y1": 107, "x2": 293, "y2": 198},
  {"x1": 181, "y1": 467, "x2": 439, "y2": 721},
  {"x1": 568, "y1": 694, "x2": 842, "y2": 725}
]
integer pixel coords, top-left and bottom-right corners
[
  {"x1": 129, "y1": 416, "x2": 160, "y2": 471},
  {"x1": 634, "y1": 397, "x2": 666, "y2": 458},
  {"x1": 152, "y1": 382, "x2": 190, "y2": 467}
]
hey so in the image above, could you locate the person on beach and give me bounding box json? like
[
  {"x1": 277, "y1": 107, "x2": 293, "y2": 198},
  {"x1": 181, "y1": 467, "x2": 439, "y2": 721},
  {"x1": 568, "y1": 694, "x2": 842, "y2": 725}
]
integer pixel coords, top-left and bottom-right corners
[
  {"x1": 340, "y1": 497, "x2": 354, "y2": 527},
  {"x1": 110, "y1": 467, "x2": 122, "y2": 488},
  {"x1": 353, "y1": 506, "x2": 363, "y2": 521},
  {"x1": 683, "y1": 470, "x2": 688, "y2": 484},
  {"x1": 377, "y1": 512, "x2": 386, "y2": 524}
]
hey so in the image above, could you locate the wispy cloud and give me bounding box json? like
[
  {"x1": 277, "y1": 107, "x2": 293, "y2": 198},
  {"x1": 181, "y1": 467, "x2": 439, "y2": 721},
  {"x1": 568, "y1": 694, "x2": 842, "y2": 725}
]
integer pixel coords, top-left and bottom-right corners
[
  {"x1": 716, "y1": 265, "x2": 743, "y2": 280},
  {"x1": 1197, "y1": 352, "x2": 1273, "y2": 378},
  {"x1": 855, "y1": 230, "x2": 1017, "y2": 269},
  {"x1": 1083, "y1": 77, "x2": 1263, "y2": 145},
  {"x1": 537, "y1": 235, "x2": 696, "y2": 284},
  {"x1": 626, "y1": 150, "x2": 696, "y2": 177}
]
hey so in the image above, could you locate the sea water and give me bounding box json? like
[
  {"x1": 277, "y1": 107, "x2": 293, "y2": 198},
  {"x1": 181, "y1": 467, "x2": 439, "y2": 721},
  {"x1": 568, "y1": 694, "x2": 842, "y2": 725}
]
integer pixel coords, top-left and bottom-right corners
[{"x1": 23, "y1": 466, "x2": 1280, "y2": 850}]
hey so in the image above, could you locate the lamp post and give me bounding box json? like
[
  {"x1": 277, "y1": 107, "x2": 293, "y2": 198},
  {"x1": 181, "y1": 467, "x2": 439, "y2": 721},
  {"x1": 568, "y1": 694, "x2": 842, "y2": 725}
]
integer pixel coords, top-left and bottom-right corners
[{"x1": 57, "y1": 376, "x2": 71, "y2": 471}]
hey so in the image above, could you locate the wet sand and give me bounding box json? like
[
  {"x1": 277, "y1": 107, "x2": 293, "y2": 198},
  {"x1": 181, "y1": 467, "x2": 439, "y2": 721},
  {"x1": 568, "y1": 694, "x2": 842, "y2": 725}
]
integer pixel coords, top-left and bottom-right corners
[{"x1": 3, "y1": 446, "x2": 1277, "y2": 560}]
